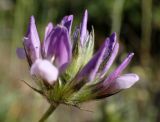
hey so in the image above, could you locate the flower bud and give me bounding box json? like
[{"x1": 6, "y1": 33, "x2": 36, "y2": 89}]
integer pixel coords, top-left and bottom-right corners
[{"x1": 30, "y1": 59, "x2": 59, "y2": 85}]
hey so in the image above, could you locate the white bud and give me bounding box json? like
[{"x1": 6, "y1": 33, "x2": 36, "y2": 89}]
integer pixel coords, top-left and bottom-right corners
[{"x1": 30, "y1": 59, "x2": 59, "y2": 85}]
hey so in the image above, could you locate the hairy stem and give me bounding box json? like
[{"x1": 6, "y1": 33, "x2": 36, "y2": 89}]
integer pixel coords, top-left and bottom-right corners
[{"x1": 39, "y1": 103, "x2": 58, "y2": 122}]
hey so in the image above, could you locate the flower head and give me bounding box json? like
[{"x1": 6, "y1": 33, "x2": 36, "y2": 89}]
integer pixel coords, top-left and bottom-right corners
[{"x1": 17, "y1": 10, "x2": 139, "y2": 106}]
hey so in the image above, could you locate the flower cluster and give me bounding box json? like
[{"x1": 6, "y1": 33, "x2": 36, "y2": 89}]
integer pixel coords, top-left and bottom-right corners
[{"x1": 17, "y1": 10, "x2": 139, "y2": 106}]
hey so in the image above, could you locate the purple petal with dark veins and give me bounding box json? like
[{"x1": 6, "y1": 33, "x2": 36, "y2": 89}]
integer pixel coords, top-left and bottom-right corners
[
  {"x1": 23, "y1": 16, "x2": 41, "y2": 62},
  {"x1": 90, "y1": 52, "x2": 135, "y2": 96},
  {"x1": 77, "y1": 43, "x2": 106, "y2": 82},
  {"x1": 100, "y1": 42, "x2": 119, "y2": 78},
  {"x1": 61, "y1": 15, "x2": 73, "y2": 34},
  {"x1": 16, "y1": 48, "x2": 26, "y2": 59},
  {"x1": 80, "y1": 10, "x2": 88, "y2": 46},
  {"x1": 77, "y1": 34, "x2": 116, "y2": 82},
  {"x1": 47, "y1": 26, "x2": 72, "y2": 71},
  {"x1": 101, "y1": 33, "x2": 117, "y2": 61}
]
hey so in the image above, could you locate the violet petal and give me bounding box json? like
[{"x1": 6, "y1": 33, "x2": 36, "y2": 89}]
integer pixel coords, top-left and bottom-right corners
[
  {"x1": 80, "y1": 10, "x2": 88, "y2": 46},
  {"x1": 44, "y1": 22, "x2": 53, "y2": 41},
  {"x1": 23, "y1": 16, "x2": 41, "y2": 62},
  {"x1": 100, "y1": 42, "x2": 119, "y2": 78},
  {"x1": 47, "y1": 26, "x2": 72, "y2": 71},
  {"x1": 103, "y1": 53, "x2": 134, "y2": 86},
  {"x1": 61, "y1": 15, "x2": 73, "y2": 34},
  {"x1": 77, "y1": 34, "x2": 116, "y2": 82},
  {"x1": 100, "y1": 33, "x2": 117, "y2": 62},
  {"x1": 42, "y1": 22, "x2": 54, "y2": 57}
]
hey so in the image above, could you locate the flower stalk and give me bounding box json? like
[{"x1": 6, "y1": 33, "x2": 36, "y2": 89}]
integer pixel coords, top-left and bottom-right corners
[{"x1": 39, "y1": 103, "x2": 59, "y2": 122}]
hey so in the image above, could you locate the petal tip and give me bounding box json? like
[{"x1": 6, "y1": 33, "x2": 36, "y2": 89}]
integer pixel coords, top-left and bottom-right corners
[
  {"x1": 110, "y1": 32, "x2": 117, "y2": 42},
  {"x1": 68, "y1": 15, "x2": 74, "y2": 20},
  {"x1": 116, "y1": 73, "x2": 139, "y2": 89},
  {"x1": 132, "y1": 74, "x2": 139, "y2": 82},
  {"x1": 83, "y1": 9, "x2": 88, "y2": 22},
  {"x1": 30, "y1": 16, "x2": 35, "y2": 23},
  {"x1": 111, "y1": 32, "x2": 116, "y2": 37},
  {"x1": 128, "y1": 52, "x2": 134, "y2": 58},
  {"x1": 84, "y1": 9, "x2": 88, "y2": 15}
]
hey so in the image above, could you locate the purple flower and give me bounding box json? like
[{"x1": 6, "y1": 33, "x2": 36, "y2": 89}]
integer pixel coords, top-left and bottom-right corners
[
  {"x1": 17, "y1": 16, "x2": 72, "y2": 85},
  {"x1": 17, "y1": 10, "x2": 139, "y2": 112}
]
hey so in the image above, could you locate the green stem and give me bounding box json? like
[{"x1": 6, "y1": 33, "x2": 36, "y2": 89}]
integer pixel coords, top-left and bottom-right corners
[{"x1": 39, "y1": 103, "x2": 58, "y2": 122}]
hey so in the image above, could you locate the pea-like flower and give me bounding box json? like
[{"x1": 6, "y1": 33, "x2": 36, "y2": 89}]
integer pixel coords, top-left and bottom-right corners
[{"x1": 17, "y1": 10, "x2": 139, "y2": 122}]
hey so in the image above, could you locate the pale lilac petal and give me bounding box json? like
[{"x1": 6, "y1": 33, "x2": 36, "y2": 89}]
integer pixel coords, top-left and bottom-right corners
[
  {"x1": 112, "y1": 73, "x2": 139, "y2": 89},
  {"x1": 80, "y1": 10, "x2": 88, "y2": 46},
  {"x1": 95, "y1": 73, "x2": 139, "y2": 99},
  {"x1": 47, "y1": 26, "x2": 72, "y2": 71},
  {"x1": 103, "y1": 53, "x2": 134, "y2": 86},
  {"x1": 61, "y1": 15, "x2": 73, "y2": 34},
  {"x1": 77, "y1": 34, "x2": 116, "y2": 82},
  {"x1": 30, "y1": 59, "x2": 59, "y2": 85},
  {"x1": 23, "y1": 16, "x2": 41, "y2": 62},
  {"x1": 16, "y1": 48, "x2": 26, "y2": 59},
  {"x1": 42, "y1": 22, "x2": 54, "y2": 57}
]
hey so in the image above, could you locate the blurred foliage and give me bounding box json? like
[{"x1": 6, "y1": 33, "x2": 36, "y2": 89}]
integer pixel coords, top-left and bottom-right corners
[{"x1": 0, "y1": 0, "x2": 160, "y2": 122}]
